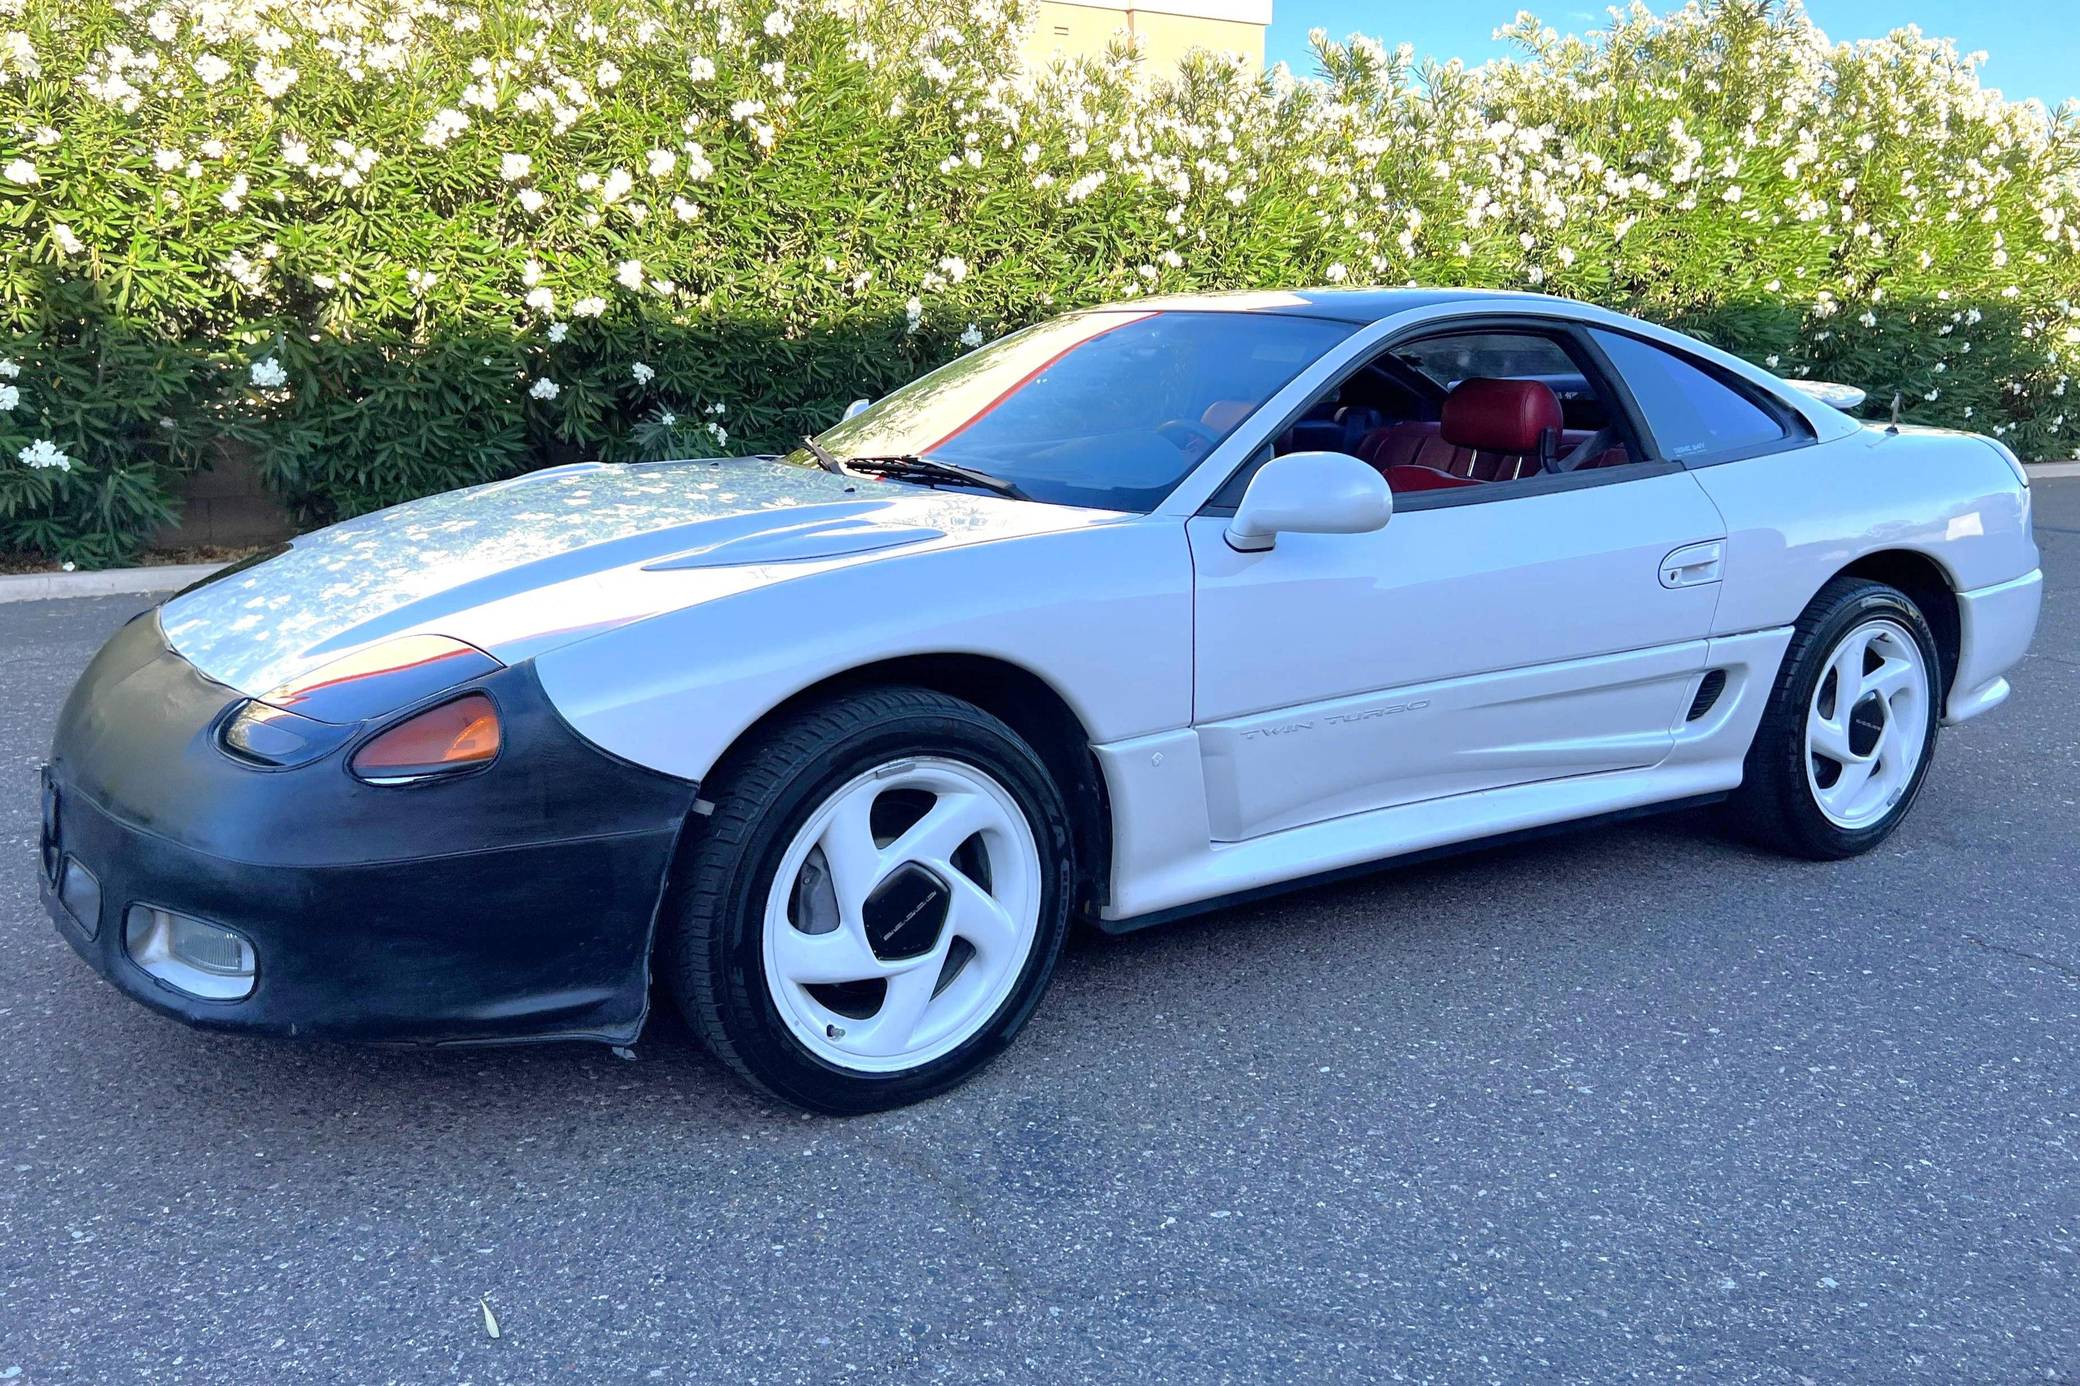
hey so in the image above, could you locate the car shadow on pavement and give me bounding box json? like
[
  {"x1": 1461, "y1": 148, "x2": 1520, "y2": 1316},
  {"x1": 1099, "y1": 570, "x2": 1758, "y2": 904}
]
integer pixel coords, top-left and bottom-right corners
[{"x1": 44, "y1": 794, "x2": 1755, "y2": 1140}]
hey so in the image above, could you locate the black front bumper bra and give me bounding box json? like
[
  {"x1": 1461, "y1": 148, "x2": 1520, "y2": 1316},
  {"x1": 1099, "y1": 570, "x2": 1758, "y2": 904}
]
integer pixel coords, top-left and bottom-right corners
[{"x1": 41, "y1": 611, "x2": 700, "y2": 1046}]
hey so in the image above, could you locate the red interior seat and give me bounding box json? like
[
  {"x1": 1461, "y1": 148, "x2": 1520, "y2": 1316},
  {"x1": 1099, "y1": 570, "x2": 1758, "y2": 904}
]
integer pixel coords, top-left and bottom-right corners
[{"x1": 1353, "y1": 378, "x2": 1629, "y2": 492}]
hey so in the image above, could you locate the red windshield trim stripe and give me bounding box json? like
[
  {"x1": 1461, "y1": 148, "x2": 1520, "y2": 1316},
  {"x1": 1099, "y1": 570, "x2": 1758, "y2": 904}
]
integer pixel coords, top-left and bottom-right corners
[{"x1": 921, "y1": 311, "x2": 1158, "y2": 455}]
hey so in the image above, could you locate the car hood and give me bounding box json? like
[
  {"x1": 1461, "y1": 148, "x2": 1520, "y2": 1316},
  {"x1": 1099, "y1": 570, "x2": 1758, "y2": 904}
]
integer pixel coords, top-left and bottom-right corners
[{"x1": 161, "y1": 456, "x2": 1116, "y2": 695}]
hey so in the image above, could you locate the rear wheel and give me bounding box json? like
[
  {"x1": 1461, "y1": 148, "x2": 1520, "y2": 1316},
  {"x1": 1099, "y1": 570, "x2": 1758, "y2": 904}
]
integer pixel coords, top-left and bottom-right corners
[
  {"x1": 1731, "y1": 578, "x2": 1942, "y2": 859},
  {"x1": 661, "y1": 687, "x2": 1073, "y2": 1113}
]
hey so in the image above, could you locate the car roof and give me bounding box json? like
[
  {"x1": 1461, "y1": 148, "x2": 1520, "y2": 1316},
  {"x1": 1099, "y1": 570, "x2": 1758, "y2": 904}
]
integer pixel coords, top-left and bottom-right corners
[{"x1": 1088, "y1": 286, "x2": 1581, "y2": 325}]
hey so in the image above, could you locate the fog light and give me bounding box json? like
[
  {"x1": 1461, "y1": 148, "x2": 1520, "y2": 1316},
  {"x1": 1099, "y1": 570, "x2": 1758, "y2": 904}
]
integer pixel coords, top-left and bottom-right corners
[{"x1": 124, "y1": 906, "x2": 256, "y2": 1001}]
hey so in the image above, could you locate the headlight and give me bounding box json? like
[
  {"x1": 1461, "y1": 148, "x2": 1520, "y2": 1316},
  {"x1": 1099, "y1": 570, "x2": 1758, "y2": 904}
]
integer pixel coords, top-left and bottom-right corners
[
  {"x1": 216, "y1": 635, "x2": 504, "y2": 771},
  {"x1": 219, "y1": 699, "x2": 355, "y2": 768},
  {"x1": 349, "y1": 693, "x2": 503, "y2": 784}
]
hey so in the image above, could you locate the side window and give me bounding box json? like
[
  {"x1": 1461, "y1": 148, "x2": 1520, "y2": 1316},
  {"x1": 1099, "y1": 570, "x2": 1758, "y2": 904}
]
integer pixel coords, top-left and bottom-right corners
[
  {"x1": 1588, "y1": 329, "x2": 1790, "y2": 461},
  {"x1": 1208, "y1": 323, "x2": 1662, "y2": 512},
  {"x1": 1397, "y1": 332, "x2": 1578, "y2": 390},
  {"x1": 1356, "y1": 330, "x2": 1636, "y2": 494}
]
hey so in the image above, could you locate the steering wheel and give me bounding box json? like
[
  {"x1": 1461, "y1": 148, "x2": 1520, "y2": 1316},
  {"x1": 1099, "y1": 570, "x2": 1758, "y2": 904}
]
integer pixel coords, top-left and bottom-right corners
[
  {"x1": 1156, "y1": 419, "x2": 1220, "y2": 455},
  {"x1": 1547, "y1": 425, "x2": 1617, "y2": 474}
]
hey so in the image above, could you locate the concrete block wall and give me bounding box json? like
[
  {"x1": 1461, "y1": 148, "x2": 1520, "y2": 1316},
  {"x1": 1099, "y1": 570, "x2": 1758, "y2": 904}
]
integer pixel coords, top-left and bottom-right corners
[{"x1": 154, "y1": 447, "x2": 296, "y2": 550}]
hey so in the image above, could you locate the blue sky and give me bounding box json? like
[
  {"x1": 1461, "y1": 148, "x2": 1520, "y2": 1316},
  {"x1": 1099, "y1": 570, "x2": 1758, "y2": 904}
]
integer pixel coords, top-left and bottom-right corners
[{"x1": 1266, "y1": 1, "x2": 2079, "y2": 109}]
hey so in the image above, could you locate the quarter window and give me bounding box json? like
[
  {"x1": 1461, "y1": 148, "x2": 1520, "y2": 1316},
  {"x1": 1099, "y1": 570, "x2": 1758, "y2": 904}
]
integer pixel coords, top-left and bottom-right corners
[{"x1": 1589, "y1": 329, "x2": 1788, "y2": 461}]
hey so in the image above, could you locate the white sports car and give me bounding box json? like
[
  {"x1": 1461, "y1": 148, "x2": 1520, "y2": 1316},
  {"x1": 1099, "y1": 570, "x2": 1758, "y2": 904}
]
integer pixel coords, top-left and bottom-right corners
[{"x1": 42, "y1": 289, "x2": 2043, "y2": 1111}]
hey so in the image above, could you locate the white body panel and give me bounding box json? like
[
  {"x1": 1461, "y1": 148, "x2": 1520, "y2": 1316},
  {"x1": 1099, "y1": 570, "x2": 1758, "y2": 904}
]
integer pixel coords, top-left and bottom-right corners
[
  {"x1": 1099, "y1": 627, "x2": 1791, "y2": 921},
  {"x1": 531, "y1": 514, "x2": 1195, "y2": 781},
  {"x1": 1186, "y1": 471, "x2": 1725, "y2": 839},
  {"x1": 152, "y1": 290, "x2": 2047, "y2": 930}
]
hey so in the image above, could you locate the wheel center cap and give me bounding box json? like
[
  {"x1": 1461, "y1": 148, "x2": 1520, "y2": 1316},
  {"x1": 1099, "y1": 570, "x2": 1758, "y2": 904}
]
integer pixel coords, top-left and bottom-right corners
[
  {"x1": 863, "y1": 862, "x2": 951, "y2": 962},
  {"x1": 1849, "y1": 693, "x2": 1887, "y2": 758}
]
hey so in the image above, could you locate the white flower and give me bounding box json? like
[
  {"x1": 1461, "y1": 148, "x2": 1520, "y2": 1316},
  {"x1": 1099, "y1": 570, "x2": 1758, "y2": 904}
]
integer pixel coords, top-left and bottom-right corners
[
  {"x1": 193, "y1": 52, "x2": 231, "y2": 86},
  {"x1": 500, "y1": 153, "x2": 532, "y2": 182},
  {"x1": 152, "y1": 148, "x2": 181, "y2": 172},
  {"x1": 547, "y1": 322, "x2": 568, "y2": 343},
  {"x1": 958, "y1": 324, "x2": 984, "y2": 348},
  {"x1": 255, "y1": 58, "x2": 297, "y2": 99},
  {"x1": 763, "y1": 9, "x2": 792, "y2": 37},
  {"x1": 50, "y1": 223, "x2": 84, "y2": 255},
  {"x1": 249, "y1": 357, "x2": 288, "y2": 388},
  {"x1": 529, "y1": 377, "x2": 561, "y2": 401},
  {"x1": 147, "y1": 8, "x2": 178, "y2": 41},
  {"x1": 0, "y1": 359, "x2": 17, "y2": 377},
  {"x1": 1324, "y1": 262, "x2": 1349, "y2": 283},
  {"x1": 658, "y1": 410, "x2": 677, "y2": 427},
  {"x1": 705, "y1": 421, "x2": 728, "y2": 447},
  {"x1": 599, "y1": 168, "x2": 633, "y2": 203},
  {"x1": 422, "y1": 109, "x2": 468, "y2": 147},
  {"x1": 0, "y1": 383, "x2": 17, "y2": 411},
  {"x1": 687, "y1": 56, "x2": 716, "y2": 82},
  {"x1": 646, "y1": 148, "x2": 675, "y2": 178},
  {"x1": 3, "y1": 158, "x2": 36, "y2": 185},
  {"x1": 525, "y1": 286, "x2": 558, "y2": 315},
  {"x1": 280, "y1": 134, "x2": 311, "y2": 167},
  {"x1": 518, "y1": 188, "x2": 545, "y2": 213},
  {"x1": 19, "y1": 439, "x2": 70, "y2": 472},
  {"x1": 631, "y1": 362, "x2": 655, "y2": 384},
  {"x1": 570, "y1": 296, "x2": 606, "y2": 318},
  {"x1": 616, "y1": 259, "x2": 644, "y2": 290},
  {"x1": 596, "y1": 60, "x2": 622, "y2": 89}
]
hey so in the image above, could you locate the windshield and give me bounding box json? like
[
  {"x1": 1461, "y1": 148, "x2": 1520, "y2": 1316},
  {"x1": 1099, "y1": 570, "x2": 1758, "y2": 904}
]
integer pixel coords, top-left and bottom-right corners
[{"x1": 798, "y1": 310, "x2": 1355, "y2": 511}]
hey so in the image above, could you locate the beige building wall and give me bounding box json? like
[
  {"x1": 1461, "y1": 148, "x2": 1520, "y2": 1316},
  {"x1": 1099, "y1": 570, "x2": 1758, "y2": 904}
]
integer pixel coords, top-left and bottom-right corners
[{"x1": 1022, "y1": 0, "x2": 1270, "y2": 75}]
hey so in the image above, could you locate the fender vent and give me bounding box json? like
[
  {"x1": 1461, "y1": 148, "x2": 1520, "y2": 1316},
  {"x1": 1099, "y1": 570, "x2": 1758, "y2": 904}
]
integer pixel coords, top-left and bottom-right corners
[{"x1": 1687, "y1": 669, "x2": 1727, "y2": 722}]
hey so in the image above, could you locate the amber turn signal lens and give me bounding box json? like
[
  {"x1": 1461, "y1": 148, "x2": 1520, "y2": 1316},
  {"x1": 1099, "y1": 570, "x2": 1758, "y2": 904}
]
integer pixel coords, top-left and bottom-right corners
[{"x1": 350, "y1": 693, "x2": 501, "y2": 783}]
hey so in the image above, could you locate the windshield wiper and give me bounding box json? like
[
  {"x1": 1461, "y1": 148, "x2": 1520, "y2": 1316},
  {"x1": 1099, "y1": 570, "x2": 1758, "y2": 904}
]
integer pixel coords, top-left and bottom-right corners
[
  {"x1": 800, "y1": 434, "x2": 850, "y2": 476},
  {"x1": 842, "y1": 454, "x2": 1030, "y2": 502}
]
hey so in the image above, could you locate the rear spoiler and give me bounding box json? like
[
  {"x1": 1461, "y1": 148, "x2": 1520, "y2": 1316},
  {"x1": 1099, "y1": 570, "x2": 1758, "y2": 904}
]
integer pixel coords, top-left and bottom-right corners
[{"x1": 1780, "y1": 379, "x2": 1868, "y2": 411}]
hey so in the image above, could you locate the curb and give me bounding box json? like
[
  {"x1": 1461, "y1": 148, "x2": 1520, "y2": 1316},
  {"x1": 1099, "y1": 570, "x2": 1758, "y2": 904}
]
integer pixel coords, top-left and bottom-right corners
[
  {"x1": 0, "y1": 562, "x2": 227, "y2": 605},
  {"x1": 2025, "y1": 461, "x2": 2080, "y2": 479}
]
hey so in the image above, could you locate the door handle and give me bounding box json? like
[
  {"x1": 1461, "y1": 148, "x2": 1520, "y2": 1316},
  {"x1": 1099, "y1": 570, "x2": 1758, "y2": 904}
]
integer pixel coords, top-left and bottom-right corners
[{"x1": 1660, "y1": 540, "x2": 1724, "y2": 588}]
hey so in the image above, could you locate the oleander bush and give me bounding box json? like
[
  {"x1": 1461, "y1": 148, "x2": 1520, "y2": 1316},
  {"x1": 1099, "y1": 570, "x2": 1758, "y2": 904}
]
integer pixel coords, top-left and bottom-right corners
[{"x1": 3, "y1": 0, "x2": 2078, "y2": 564}]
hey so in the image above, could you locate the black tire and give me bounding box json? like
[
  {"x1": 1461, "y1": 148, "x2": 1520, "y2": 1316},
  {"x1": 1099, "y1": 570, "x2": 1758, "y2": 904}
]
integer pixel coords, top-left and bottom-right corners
[
  {"x1": 660, "y1": 686, "x2": 1074, "y2": 1113},
  {"x1": 1728, "y1": 577, "x2": 1943, "y2": 860}
]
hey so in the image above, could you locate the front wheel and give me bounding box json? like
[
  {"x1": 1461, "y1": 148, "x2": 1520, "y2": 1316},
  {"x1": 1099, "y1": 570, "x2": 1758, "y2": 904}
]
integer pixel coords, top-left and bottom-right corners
[
  {"x1": 1730, "y1": 577, "x2": 1942, "y2": 860},
  {"x1": 661, "y1": 687, "x2": 1073, "y2": 1113}
]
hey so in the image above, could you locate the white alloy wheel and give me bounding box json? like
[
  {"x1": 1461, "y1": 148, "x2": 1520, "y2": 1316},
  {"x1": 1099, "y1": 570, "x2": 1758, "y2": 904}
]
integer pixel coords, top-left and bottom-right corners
[
  {"x1": 761, "y1": 756, "x2": 1043, "y2": 1073},
  {"x1": 1803, "y1": 617, "x2": 1931, "y2": 830}
]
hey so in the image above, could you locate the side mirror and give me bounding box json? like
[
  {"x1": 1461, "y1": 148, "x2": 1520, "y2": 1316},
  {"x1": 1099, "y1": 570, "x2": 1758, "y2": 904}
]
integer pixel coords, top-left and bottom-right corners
[
  {"x1": 1225, "y1": 451, "x2": 1393, "y2": 553},
  {"x1": 841, "y1": 398, "x2": 872, "y2": 421}
]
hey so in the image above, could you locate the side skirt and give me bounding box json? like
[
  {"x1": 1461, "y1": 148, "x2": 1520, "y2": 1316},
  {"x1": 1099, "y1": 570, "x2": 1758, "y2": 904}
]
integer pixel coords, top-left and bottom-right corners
[
  {"x1": 1095, "y1": 791, "x2": 1729, "y2": 935},
  {"x1": 1091, "y1": 626, "x2": 1786, "y2": 924}
]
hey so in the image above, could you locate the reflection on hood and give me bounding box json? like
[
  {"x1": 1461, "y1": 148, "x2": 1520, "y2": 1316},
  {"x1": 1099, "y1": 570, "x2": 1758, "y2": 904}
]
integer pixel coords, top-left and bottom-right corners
[{"x1": 158, "y1": 455, "x2": 1104, "y2": 694}]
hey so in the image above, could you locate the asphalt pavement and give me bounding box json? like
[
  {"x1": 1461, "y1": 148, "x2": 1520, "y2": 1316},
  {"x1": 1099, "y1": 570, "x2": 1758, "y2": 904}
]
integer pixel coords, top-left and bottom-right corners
[{"x1": 2, "y1": 483, "x2": 2076, "y2": 1384}]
